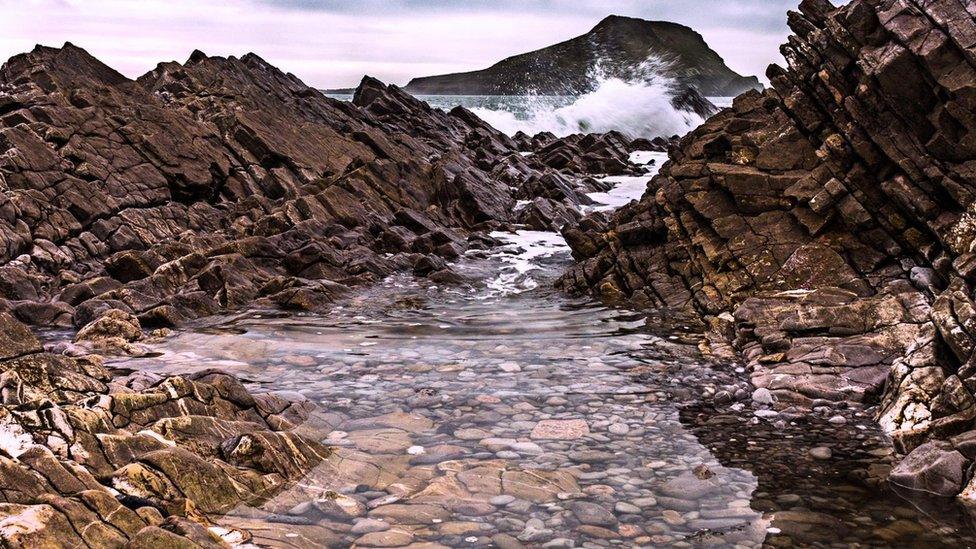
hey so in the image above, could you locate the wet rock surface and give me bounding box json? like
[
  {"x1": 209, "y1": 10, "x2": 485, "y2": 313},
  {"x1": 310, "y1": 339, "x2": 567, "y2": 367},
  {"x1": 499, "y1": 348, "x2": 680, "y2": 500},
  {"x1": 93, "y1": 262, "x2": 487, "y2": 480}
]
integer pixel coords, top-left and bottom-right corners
[
  {"x1": 559, "y1": 0, "x2": 976, "y2": 498},
  {"x1": 2, "y1": 0, "x2": 976, "y2": 543},
  {"x1": 0, "y1": 311, "x2": 332, "y2": 547}
]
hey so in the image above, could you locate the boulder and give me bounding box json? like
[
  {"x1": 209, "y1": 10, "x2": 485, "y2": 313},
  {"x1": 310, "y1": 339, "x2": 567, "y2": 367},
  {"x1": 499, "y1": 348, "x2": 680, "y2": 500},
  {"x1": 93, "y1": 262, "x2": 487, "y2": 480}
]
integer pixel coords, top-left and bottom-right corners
[{"x1": 889, "y1": 441, "x2": 971, "y2": 498}]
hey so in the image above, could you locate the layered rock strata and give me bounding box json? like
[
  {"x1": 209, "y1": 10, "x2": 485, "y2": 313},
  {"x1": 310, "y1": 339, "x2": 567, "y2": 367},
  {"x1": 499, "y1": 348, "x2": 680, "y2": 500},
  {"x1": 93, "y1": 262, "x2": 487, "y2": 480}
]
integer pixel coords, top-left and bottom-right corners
[
  {"x1": 0, "y1": 44, "x2": 635, "y2": 332},
  {"x1": 559, "y1": 0, "x2": 976, "y2": 497},
  {"x1": 0, "y1": 311, "x2": 333, "y2": 547}
]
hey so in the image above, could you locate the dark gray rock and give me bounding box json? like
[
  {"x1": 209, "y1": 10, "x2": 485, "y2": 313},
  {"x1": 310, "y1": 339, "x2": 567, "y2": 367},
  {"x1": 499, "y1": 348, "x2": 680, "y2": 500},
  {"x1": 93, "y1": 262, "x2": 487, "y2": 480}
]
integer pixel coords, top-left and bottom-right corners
[{"x1": 569, "y1": 501, "x2": 618, "y2": 527}]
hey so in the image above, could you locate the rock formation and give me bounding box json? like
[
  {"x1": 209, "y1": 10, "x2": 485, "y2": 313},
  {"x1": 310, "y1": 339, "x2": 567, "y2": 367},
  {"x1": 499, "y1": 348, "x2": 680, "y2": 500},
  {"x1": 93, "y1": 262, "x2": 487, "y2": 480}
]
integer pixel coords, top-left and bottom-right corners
[
  {"x1": 560, "y1": 0, "x2": 976, "y2": 498},
  {"x1": 0, "y1": 43, "x2": 636, "y2": 333},
  {"x1": 0, "y1": 42, "x2": 651, "y2": 545},
  {"x1": 0, "y1": 310, "x2": 332, "y2": 547},
  {"x1": 405, "y1": 15, "x2": 762, "y2": 97}
]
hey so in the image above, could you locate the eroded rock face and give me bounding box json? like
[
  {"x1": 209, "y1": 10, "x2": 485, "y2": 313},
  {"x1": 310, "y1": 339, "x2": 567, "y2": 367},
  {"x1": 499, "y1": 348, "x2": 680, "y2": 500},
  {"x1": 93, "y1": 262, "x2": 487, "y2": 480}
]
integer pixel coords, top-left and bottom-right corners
[
  {"x1": 0, "y1": 312, "x2": 330, "y2": 547},
  {"x1": 559, "y1": 0, "x2": 976, "y2": 496},
  {"x1": 0, "y1": 43, "x2": 652, "y2": 336}
]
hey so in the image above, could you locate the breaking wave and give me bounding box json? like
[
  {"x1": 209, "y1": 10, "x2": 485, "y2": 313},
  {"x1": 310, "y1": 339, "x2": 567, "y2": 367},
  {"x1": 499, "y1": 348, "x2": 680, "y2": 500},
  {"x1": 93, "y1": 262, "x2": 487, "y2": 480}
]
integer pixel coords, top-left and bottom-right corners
[{"x1": 469, "y1": 57, "x2": 707, "y2": 140}]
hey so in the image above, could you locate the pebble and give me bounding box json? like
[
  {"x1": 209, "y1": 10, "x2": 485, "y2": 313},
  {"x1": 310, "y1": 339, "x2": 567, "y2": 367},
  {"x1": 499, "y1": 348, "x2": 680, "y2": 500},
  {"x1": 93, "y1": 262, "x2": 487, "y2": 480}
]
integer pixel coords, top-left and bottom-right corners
[
  {"x1": 810, "y1": 446, "x2": 833, "y2": 460},
  {"x1": 752, "y1": 388, "x2": 775, "y2": 405},
  {"x1": 662, "y1": 510, "x2": 685, "y2": 525},
  {"x1": 614, "y1": 502, "x2": 641, "y2": 514},
  {"x1": 570, "y1": 501, "x2": 617, "y2": 527},
  {"x1": 530, "y1": 419, "x2": 590, "y2": 440},
  {"x1": 499, "y1": 361, "x2": 522, "y2": 372},
  {"x1": 490, "y1": 495, "x2": 516, "y2": 506},
  {"x1": 350, "y1": 519, "x2": 390, "y2": 534},
  {"x1": 148, "y1": 247, "x2": 944, "y2": 548}
]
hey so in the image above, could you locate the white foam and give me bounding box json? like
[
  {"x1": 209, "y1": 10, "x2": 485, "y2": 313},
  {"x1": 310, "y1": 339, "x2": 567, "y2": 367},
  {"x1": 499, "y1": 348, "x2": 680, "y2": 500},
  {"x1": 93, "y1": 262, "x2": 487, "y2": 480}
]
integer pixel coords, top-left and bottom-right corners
[
  {"x1": 629, "y1": 150, "x2": 661, "y2": 165},
  {"x1": 470, "y1": 58, "x2": 705, "y2": 140},
  {"x1": 583, "y1": 151, "x2": 668, "y2": 213},
  {"x1": 483, "y1": 230, "x2": 571, "y2": 297},
  {"x1": 707, "y1": 96, "x2": 736, "y2": 109},
  {"x1": 583, "y1": 176, "x2": 653, "y2": 213}
]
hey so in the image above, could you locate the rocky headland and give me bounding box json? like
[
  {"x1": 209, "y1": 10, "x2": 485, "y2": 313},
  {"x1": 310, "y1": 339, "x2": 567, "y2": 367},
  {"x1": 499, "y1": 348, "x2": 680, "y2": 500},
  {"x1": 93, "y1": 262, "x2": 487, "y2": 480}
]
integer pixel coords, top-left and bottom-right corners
[
  {"x1": 560, "y1": 0, "x2": 976, "y2": 500},
  {"x1": 405, "y1": 15, "x2": 762, "y2": 97}
]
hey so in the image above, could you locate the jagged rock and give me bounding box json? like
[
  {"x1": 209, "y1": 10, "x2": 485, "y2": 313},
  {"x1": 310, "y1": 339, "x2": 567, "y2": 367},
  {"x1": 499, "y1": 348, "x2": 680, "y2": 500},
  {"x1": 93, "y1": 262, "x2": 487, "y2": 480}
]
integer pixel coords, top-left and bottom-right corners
[
  {"x1": 0, "y1": 312, "x2": 42, "y2": 359},
  {"x1": 0, "y1": 308, "x2": 334, "y2": 545},
  {"x1": 74, "y1": 308, "x2": 143, "y2": 354},
  {"x1": 0, "y1": 30, "x2": 661, "y2": 549},
  {"x1": 516, "y1": 198, "x2": 582, "y2": 232},
  {"x1": 0, "y1": 43, "x2": 640, "y2": 334},
  {"x1": 558, "y1": 0, "x2": 976, "y2": 497}
]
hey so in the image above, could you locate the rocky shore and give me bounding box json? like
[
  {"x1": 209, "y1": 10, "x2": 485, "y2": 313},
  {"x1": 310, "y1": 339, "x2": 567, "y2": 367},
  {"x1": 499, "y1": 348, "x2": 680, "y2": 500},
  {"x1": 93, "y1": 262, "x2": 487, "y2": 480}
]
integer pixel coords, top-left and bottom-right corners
[
  {"x1": 0, "y1": 42, "x2": 658, "y2": 545},
  {"x1": 560, "y1": 0, "x2": 976, "y2": 500},
  {"x1": 0, "y1": 44, "x2": 640, "y2": 331},
  {"x1": 3, "y1": 0, "x2": 976, "y2": 543}
]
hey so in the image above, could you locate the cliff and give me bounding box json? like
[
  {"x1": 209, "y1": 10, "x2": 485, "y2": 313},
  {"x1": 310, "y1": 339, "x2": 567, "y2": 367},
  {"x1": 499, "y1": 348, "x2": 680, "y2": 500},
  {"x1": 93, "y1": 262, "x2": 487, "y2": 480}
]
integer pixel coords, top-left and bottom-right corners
[
  {"x1": 405, "y1": 15, "x2": 762, "y2": 97},
  {"x1": 559, "y1": 0, "x2": 976, "y2": 499}
]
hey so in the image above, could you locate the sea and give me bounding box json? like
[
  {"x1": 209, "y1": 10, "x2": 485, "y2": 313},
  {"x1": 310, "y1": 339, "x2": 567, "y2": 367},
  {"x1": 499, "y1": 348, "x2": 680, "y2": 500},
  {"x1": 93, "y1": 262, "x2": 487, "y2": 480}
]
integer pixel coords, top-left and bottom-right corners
[{"x1": 324, "y1": 80, "x2": 733, "y2": 141}]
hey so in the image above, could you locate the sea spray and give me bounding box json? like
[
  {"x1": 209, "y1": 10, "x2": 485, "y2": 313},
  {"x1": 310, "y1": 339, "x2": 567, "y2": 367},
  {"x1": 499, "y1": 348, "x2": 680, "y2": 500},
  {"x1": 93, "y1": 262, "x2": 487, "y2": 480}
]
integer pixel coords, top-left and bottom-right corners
[{"x1": 469, "y1": 56, "x2": 708, "y2": 140}]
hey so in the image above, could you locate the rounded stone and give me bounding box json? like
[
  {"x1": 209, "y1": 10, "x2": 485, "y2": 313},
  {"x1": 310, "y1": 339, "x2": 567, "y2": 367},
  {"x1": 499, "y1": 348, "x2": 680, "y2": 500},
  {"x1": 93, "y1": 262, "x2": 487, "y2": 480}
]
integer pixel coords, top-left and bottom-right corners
[
  {"x1": 615, "y1": 502, "x2": 641, "y2": 514},
  {"x1": 752, "y1": 388, "x2": 775, "y2": 405},
  {"x1": 490, "y1": 495, "x2": 516, "y2": 506},
  {"x1": 809, "y1": 447, "x2": 832, "y2": 460},
  {"x1": 569, "y1": 501, "x2": 617, "y2": 527},
  {"x1": 608, "y1": 423, "x2": 630, "y2": 435}
]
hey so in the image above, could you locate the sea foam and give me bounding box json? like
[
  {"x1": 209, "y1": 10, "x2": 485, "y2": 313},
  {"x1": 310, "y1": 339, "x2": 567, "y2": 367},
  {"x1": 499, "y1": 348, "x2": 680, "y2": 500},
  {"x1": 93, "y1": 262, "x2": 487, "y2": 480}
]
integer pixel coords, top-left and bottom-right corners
[{"x1": 469, "y1": 57, "x2": 706, "y2": 140}]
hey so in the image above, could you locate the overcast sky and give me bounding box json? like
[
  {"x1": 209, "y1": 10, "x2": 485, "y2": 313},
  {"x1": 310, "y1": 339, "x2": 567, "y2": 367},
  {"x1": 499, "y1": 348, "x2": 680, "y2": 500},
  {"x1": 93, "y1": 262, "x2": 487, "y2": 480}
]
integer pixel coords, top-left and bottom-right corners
[{"x1": 0, "y1": 0, "x2": 806, "y2": 89}]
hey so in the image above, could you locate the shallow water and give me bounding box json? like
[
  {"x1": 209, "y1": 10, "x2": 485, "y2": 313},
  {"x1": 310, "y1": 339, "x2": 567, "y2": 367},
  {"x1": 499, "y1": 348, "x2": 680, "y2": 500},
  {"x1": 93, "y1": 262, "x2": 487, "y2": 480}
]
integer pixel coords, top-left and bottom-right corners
[{"x1": 112, "y1": 156, "x2": 976, "y2": 547}]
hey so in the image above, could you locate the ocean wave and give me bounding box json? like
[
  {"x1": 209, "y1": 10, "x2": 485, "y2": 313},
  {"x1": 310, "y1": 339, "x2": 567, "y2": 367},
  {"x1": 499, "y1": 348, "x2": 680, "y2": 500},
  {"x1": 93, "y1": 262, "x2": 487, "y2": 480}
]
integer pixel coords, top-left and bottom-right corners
[{"x1": 469, "y1": 57, "x2": 707, "y2": 140}]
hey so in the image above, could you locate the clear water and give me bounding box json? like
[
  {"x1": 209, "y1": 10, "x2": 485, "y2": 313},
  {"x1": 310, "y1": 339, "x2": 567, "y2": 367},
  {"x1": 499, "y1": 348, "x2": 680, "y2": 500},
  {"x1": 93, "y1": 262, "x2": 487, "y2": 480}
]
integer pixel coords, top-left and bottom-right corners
[{"x1": 110, "y1": 155, "x2": 976, "y2": 547}]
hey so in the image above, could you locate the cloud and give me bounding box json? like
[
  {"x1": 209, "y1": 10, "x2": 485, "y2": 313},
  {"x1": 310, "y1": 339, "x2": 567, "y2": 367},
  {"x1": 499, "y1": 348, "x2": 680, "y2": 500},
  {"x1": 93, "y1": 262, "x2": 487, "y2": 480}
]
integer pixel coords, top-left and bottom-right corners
[{"x1": 0, "y1": 0, "x2": 802, "y2": 88}]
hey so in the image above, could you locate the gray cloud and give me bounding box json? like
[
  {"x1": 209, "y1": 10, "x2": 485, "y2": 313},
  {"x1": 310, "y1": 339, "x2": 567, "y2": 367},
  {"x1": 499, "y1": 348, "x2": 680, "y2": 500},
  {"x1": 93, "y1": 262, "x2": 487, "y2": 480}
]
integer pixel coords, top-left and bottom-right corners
[
  {"x1": 0, "y1": 0, "x2": 812, "y2": 88},
  {"x1": 261, "y1": 0, "x2": 800, "y2": 32}
]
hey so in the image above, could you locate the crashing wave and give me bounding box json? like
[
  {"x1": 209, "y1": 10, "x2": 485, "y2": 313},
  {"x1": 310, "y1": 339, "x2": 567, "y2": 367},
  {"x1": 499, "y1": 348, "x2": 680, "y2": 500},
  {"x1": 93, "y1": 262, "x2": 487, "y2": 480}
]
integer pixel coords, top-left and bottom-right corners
[{"x1": 469, "y1": 56, "x2": 713, "y2": 140}]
